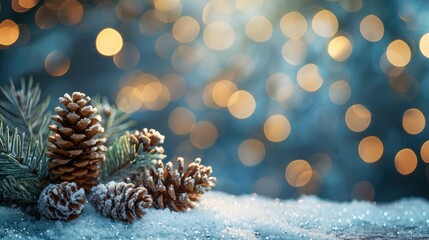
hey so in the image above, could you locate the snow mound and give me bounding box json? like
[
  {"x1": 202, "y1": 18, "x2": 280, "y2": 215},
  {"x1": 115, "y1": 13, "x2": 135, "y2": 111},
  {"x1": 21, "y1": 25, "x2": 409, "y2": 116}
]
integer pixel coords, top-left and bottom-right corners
[{"x1": 1, "y1": 191, "x2": 429, "y2": 239}]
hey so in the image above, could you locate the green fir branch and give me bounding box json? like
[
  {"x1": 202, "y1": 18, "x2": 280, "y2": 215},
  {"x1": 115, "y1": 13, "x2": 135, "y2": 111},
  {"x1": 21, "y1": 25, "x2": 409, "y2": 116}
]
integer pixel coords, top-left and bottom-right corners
[
  {"x1": 0, "y1": 121, "x2": 49, "y2": 204},
  {"x1": 93, "y1": 96, "x2": 136, "y2": 146},
  {"x1": 101, "y1": 132, "x2": 166, "y2": 181}
]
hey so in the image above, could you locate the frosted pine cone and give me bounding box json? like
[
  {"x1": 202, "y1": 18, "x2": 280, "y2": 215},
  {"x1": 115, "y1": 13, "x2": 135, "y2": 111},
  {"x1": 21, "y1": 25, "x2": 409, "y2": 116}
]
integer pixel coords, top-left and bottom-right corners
[
  {"x1": 90, "y1": 181, "x2": 153, "y2": 223},
  {"x1": 130, "y1": 128, "x2": 164, "y2": 154},
  {"x1": 131, "y1": 157, "x2": 216, "y2": 212},
  {"x1": 47, "y1": 92, "x2": 106, "y2": 190},
  {"x1": 38, "y1": 182, "x2": 86, "y2": 221}
]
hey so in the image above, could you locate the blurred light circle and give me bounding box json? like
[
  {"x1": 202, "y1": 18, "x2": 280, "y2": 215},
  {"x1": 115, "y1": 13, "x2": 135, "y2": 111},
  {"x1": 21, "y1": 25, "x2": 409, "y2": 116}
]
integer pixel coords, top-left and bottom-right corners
[
  {"x1": 0, "y1": 19, "x2": 19, "y2": 46},
  {"x1": 238, "y1": 139, "x2": 266, "y2": 166},
  {"x1": 386, "y1": 39, "x2": 411, "y2": 67},
  {"x1": 282, "y1": 39, "x2": 307, "y2": 65},
  {"x1": 212, "y1": 80, "x2": 238, "y2": 107},
  {"x1": 266, "y1": 73, "x2": 294, "y2": 102},
  {"x1": 139, "y1": 10, "x2": 165, "y2": 36},
  {"x1": 419, "y1": 33, "x2": 429, "y2": 58},
  {"x1": 310, "y1": 153, "x2": 332, "y2": 176},
  {"x1": 12, "y1": 0, "x2": 30, "y2": 13},
  {"x1": 202, "y1": 0, "x2": 233, "y2": 25},
  {"x1": 298, "y1": 171, "x2": 322, "y2": 195},
  {"x1": 141, "y1": 82, "x2": 171, "y2": 110},
  {"x1": 420, "y1": 140, "x2": 429, "y2": 163},
  {"x1": 236, "y1": 0, "x2": 263, "y2": 13},
  {"x1": 285, "y1": 160, "x2": 312, "y2": 187},
  {"x1": 113, "y1": 43, "x2": 140, "y2": 69},
  {"x1": 360, "y1": 14, "x2": 384, "y2": 42},
  {"x1": 339, "y1": 0, "x2": 362, "y2": 12},
  {"x1": 172, "y1": 16, "x2": 200, "y2": 43},
  {"x1": 297, "y1": 64, "x2": 323, "y2": 92},
  {"x1": 154, "y1": 0, "x2": 180, "y2": 12},
  {"x1": 35, "y1": 4, "x2": 57, "y2": 29},
  {"x1": 402, "y1": 108, "x2": 425, "y2": 135},
  {"x1": 162, "y1": 73, "x2": 186, "y2": 101},
  {"x1": 171, "y1": 45, "x2": 198, "y2": 73},
  {"x1": 351, "y1": 181, "x2": 375, "y2": 201},
  {"x1": 115, "y1": 0, "x2": 143, "y2": 22},
  {"x1": 116, "y1": 86, "x2": 142, "y2": 113},
  {"x1": 96, "y1": 28, "x2": 123, "y2": 56},
  {"x1": 264, "y1": 114, "x2": 291, "y2": 142},
  {"x1": 168, "y1": 107, "x2": 196, "y2": 135},
  {"x1": 280, "y1": 11, "x2": 307, "y2": 39},
  {"x1": 190, "y1": 121, "x2": 218, "y2": 149},
  {"x1": 328, "y1": 35, "x2": 353, "y2": 61},
  {"x1": 395, "y1": 148, "x2": 418, "y2": 175},
  {"x1": 227, "y1": 90, "x2": 256, "y2": 119},
  {"x1": 358, "y1": 136, "x2": 384, "y2": 163},
  {"x1": 44, "y1": 51, "x2": 70, "y2": 77},
  {"x1": 58, "y1": 0, "x2": 84, "y2": 26},
  {"x1": 252, "y1": 177, "x2": 280, "y2": 198},
  {"x1": 245, "y1": 15, "x2": 272, "y2": 42},
  {"x1": 312, "y1": 10, "x2": 338, "y2": 38},
  {"x1": 18, "y1": 0, "x2": 39, "y2": 9},
  {"x1": 329, "y1": 80, "x2": 351, "y2": 105},
  {"x1": 203, "y1": 21, "x2": 235, "y2": 50},
  {"x1": 155, "y1": 33, "x2": 178, "y2": 60},
  {"x1": 345, "y1": 104, "x2": 371, "y2": 132}
]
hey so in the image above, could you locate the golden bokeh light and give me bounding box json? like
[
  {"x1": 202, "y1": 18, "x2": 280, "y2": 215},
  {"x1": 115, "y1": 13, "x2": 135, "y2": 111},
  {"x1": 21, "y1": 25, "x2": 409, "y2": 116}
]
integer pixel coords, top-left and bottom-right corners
[
  {"x1": 386, "y1": 39, "x2": 411, "y2": 67},
  {"x1": 236, "y1": 0, "x2": 263, "y2": 13},
  {"x1": 35, "y1": 5, "x2": 57, "y2": 29},
  {"x1": 298, "y1": 171, "x2": 322, "y2": 195},
  {"x1": 140, "y1": 81, "x2": 171, "y2": 110},
  {"x1": 162, "y1": 73, "x2": 186, "y2": 101},
  {"x1": 201, "y1": 0, "x2": 233, "y2": 25},
  {"x1": 12, "y1": 0, "x2": 30, "y2": 13},
  {"x1": 212, "y1": 80, "x2": 238, "y2": 107},
  {"x1": 297, "y1": 64, "x2": 323, "y2": 92},
  {"x1": 339, "y1": 0, "x2": 363, "y2": 12},
  {"x1": 394, "y1": 148, "x2": 418, "y2": 175},
  {"x1": 18, "y1": 0, "x2": 39, "y2": 9},
  {"x1": 58, "y1": 0, "x2": 84, "y2": 26},
  {"x1": 252, "y1": 177, "x2": 280, "y2": 198},
  {"x1": 168, "y1": 107, "x2": 196, "y2": 135},
  {"x1": 96, "y1": 28, "x2": 123, "y2": 56},
  {"x1": 113, "y1": 43, "x2": 140, "y2": 69},
  {"x1": 328, "y1": 35, "x2": 353, "y2": 61},
  {"x1": 245, "y1": 15, "x2": 273, "y2": 42},
  {"x1": 190, "y1": 121, "x2": 218, "y2": 149},
  {"x1": 238, "y1": 139, "x2": 266, "y2": 166},
  {"x1": 139, "y1": 10, "x2": 164, "y2": 36},
  {"x1": 154, "y1": 0, "x2": 180, "y2": 12},
  {"x1": 329, "y1": 80, "x2": 351, "y2": 105},
  {"x1": 285, "y1": 160, "x2": 312, "y2": 187},
  {"x1": 345, "y1": 104, "x2": 371, "y2": 132},
  {"x1": 358, "y1": 136, "x2": 384, "y2": 163},
  {"x1": 0, "y1": 19, "x2": 20, "y2": 46},
  {"x1": 172, "y1": 16, "x2": 200, "y2": 43},
  {"x1": 155, "y1": 33, "x2": 178, "y2": 60},
  {"x1": 264, "y1": 114, "x2": 291, "y2": 142},
  {"x1": 266, "y1": 73, "x2": 294, "y2": 102},
  {"x1": 312, "y1": 10, "x2": 338, "y2": 38},
  {"x1": 280, "y1": 11, "x2": 307, "y2": 39},
  {"x1": 402, "y1": 108, "x2": 425, "y2": 135},
  {"x1": 115, "y1": 0, "x2": 144, "y2": 22},
  {"x1": 360, "y1": 15, "x2": 384, "y2": 42},
  {"x1": 282, "y1": 39, "x2": 307, "y2": 65},
  {"x1": 153, "y1": 1, "x2": 182, "y2": 23},
  {"x1": 351, "y1": 181, "x2": 375, "y2": 201},
  {"x1": 44, "y1": 51, "x2": 70, "y2": 77},
  {"x1": 419, "y1": 33, "x2": 429, "y2": 58},
  {"x1": 116, "y1": 86, "x2": 142, "y2": 113},
  {"x1": 203, "y1": 21, "x2": 235, "y2": 50},
  {"x1": 420, "y1": 140, "x2": 429, "y2": 163},
  {"x1": 227, "y1": 90, "x2": 256, "y2": 119}
]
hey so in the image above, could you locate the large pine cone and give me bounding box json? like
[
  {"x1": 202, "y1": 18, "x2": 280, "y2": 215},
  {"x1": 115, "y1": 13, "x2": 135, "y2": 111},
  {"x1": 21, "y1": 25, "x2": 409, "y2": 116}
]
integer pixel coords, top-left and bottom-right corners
[
  {"x1": 47, "y1": 92, "x2": 106, "y2": 190},
  {"x1": 130, "y1": 128, "x2": 164, "y2": 154},
  {"x1": 38, "y1": 182, "x2": 86, "y2": 221},
  {"x1": 90, "y1": 181, "x2": 153, "y2": 223},
  {"x1": 131, "y1": 157, "x2": 216, "y2": 212}
]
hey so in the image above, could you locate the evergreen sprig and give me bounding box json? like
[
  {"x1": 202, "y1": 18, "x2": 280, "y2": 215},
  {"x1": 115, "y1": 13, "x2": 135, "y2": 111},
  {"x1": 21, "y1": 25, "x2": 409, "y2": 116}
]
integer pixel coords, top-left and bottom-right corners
[
  {"x1": 0, "y1": 120, "x2": 49, "y2": 204},
  {"x1": 93, "y1": 96, "x2": 136, "y2": 146},
  {"x1": 101, "y1": 131, "x2": 166, "y2": 181}
]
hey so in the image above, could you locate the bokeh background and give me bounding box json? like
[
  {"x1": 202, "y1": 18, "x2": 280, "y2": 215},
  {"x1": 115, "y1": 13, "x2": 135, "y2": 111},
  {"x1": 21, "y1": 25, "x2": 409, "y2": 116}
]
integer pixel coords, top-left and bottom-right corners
[{"x1": 1, "y1": 0, "x2": 429, "y2": 201}]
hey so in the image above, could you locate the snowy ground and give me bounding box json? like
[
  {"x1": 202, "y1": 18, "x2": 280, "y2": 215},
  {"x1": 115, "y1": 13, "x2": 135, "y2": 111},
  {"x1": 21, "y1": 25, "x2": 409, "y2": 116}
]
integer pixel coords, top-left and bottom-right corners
[{"x1": 1, "y1": 191, "x2": 429, "y2": 239}]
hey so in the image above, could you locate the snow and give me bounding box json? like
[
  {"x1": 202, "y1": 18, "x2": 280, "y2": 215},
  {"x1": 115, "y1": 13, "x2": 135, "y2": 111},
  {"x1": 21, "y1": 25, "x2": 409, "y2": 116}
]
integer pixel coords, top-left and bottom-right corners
[{"x1": 2, "y1": 191, "x2": 429, "y2": 239}]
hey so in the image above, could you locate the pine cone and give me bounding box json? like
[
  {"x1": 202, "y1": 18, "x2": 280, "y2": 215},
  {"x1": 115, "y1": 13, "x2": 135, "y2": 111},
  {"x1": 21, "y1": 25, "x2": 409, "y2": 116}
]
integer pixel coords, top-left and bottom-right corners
[
  {"x1": 38, "y1": 182, "x2": 86, "y2": 221},
  {"x1": 90, "y1": 181, "x2": 153, "y2": 223},
  {"x1": 47, "y1": 92, "x2": 106, "y2": 190},
  {"x1": 130, "y1": 128, "x2": 165, "y2": 154},
  {"x1": 131, "y1": 157, "x2": 216, "y2": 212}
]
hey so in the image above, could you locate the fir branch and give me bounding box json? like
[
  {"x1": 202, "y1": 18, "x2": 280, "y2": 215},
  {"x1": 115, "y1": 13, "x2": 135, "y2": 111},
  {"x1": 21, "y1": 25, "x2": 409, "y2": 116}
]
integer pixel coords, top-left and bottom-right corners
[
  {"x1": 93, "y1": 96, "x2": 136, "y2": 146},
  {"x1": 0, "y1": 77, "x2": 51, "y2": 148},
  {"x1": 0, "y1": 121, "x2": 49, "y2": 204},
  {"x1": 101, "y1": 132, "x2": 166, "y2": 181}
]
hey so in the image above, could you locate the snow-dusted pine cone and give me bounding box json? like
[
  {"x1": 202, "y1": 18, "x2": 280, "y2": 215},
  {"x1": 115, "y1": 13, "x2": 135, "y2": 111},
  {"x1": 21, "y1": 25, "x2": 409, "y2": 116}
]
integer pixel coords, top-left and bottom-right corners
[
  {"x1": 130, "y1": 128, "x2": 164, "y2": 154},
  {"x1": 47, "y1": 92, "x2": 106, "y2": 190},
  {"x1": 38, "y1": 182, "x2": 86, "y2": 221},
  {"x1": 131, "y1": 157, "x2": 216, "y2": 212},
  {"x1": 90, "y1": 181, "x2": 153, "y2": 223}
]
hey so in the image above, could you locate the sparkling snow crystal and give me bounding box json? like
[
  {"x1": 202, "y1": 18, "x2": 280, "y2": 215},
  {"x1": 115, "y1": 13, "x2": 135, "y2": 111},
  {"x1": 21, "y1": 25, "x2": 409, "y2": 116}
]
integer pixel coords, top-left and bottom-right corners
[{"x1": 2, "y1": 191, "x2": 429, "y2": 239}]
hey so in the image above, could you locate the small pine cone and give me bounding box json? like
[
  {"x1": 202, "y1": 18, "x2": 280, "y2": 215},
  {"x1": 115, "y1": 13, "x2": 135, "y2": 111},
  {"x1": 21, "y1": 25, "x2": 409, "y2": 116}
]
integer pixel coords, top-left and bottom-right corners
[
  {"x1": 38, "y1": 182, "x2": 86, "y2": 221},
  {"x1": 90, "y1": 181, "x2": 153, "y2": 223},
  {"x1": 131, "y1": 157, "x2": 216, "y2": 212},
  {"x1": 47, "y1": 92, "x2": 106, "y2": 190},
  {"x1": 130, "y1": 128, "x2": 165, "y2": 154}
]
